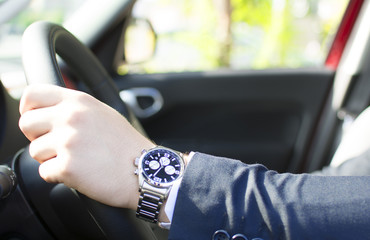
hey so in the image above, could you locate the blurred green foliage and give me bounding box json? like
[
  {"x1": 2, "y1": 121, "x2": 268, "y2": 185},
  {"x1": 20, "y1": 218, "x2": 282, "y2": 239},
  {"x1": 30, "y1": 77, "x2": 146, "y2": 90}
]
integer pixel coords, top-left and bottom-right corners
[
  {"x1": 130, "y1": 0, "x2": 349, "y2": 73},
  {"x1": 232, "y1": 0, "x2": 272, "y2": 26},
  {"x1": 9, "y1": 10, "x2": 64, "y2": 31},
  {"x1": 230, "y1": 0, "x2": 344, "y2": 68}
]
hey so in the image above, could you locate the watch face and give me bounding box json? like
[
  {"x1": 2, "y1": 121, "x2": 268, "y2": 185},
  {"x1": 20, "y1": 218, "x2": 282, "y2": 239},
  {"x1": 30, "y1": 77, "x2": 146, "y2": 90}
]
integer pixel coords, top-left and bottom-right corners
[{"x1": 141, "y1": 148, "x2": 183, "y2": 186}]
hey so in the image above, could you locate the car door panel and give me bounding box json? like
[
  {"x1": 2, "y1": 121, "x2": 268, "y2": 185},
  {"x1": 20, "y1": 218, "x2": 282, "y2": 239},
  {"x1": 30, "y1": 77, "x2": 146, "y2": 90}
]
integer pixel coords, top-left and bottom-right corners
[{"x1": 115, "y1": 68, "x2": 334, "y2": 173}]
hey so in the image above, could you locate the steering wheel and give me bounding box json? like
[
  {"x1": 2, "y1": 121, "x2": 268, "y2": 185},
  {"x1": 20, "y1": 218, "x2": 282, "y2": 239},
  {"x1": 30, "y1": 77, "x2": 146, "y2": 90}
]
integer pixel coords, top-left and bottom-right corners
[{"x1": 18, "y1": 21, "x2": 156, "y2": 239}]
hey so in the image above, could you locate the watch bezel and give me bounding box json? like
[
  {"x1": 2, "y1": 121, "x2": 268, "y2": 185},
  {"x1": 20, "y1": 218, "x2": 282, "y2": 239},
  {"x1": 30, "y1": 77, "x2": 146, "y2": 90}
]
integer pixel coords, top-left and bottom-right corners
[{"x1": 138, "y1": 147, "x2": 185, "y2": 188}]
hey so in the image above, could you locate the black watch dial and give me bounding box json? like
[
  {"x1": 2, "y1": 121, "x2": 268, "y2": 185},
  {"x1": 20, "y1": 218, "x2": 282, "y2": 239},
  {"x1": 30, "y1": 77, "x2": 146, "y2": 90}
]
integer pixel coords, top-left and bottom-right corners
[{"x1": 141, "y1": 148, "x2": 183, "y2": 185}]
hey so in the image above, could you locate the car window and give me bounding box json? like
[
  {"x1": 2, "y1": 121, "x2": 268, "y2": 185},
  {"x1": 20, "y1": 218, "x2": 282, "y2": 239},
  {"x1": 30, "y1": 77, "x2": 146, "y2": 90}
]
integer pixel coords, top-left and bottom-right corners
[
  {"x1": 121, "y1": 0, "x2": 349, "y2": 74},
  {"x1": 0, "y1": 0, "x2": 86, "y2": 71},
  {"x1": 0, "y1": 0, "x2": 86, "y2": 97}
]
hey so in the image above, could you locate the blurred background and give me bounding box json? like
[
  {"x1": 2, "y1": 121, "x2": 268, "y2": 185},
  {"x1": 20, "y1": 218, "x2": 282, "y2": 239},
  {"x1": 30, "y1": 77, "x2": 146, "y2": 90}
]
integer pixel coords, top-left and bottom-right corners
[
  {"x1": 126, "y1": 0, "x2": 348, "y2": 73},
  {"x1": 0, "y1": 0, "x2": 348, "y2": 81}
]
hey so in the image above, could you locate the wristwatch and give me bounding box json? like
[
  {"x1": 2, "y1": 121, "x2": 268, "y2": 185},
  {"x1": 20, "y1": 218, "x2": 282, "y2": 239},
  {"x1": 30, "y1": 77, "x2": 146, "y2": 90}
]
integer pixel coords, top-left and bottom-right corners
[{"x1": 134, "y1": 146, "x2": 185, "y2": 224}]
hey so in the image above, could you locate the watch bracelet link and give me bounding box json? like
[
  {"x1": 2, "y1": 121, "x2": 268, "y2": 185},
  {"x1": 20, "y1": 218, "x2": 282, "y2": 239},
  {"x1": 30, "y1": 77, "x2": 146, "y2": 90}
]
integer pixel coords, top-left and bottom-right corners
[{"x1": 136, "y1": 191, "x2": 163, "y2": 223}]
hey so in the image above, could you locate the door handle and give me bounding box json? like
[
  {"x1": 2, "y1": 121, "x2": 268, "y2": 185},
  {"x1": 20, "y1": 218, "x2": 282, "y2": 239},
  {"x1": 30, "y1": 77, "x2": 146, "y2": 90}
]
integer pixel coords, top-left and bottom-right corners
[{"x1": 120, "y1": 87, "x2": 164, "y2": 118}]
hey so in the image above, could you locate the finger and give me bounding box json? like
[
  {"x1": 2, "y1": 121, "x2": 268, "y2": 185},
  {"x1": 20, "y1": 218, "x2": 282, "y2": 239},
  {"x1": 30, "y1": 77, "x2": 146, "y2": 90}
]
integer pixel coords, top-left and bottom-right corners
[
  {"x1": 19, "y1": 84, "x2": 65, "y2": 115},
  {"x1": 19, "y1": 107, "x2": 55, "y2": 141},
  {"x1": 29, "y1": 133, "x2": 57, "y2": 163},
  {"x1": 38, "y1": 157, "x2": 65, "y2": 183}
]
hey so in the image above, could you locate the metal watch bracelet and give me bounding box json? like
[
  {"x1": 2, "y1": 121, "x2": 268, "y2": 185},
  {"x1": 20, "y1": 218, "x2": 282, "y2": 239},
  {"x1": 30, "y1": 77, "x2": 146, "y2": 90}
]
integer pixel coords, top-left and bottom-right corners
[
  {"x1": 136, "y1": 191, "x2": 163, "y2": 223},
  {"x1": 135, "y1": 148, "x2": 192, "y2": 225}
]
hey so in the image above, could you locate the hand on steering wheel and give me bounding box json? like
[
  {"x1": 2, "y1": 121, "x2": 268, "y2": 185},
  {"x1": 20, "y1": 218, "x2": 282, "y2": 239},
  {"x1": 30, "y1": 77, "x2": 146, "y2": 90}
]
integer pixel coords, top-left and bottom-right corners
[{"x1": 19, "y1": 21, "x2": 157, "y2": 240}]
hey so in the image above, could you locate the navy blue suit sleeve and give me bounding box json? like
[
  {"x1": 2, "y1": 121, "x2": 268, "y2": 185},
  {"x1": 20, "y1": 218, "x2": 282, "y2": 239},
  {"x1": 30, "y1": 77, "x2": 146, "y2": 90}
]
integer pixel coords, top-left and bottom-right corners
[{"x1": 168, "y1": 153, "x2": 370, "y2": 240}]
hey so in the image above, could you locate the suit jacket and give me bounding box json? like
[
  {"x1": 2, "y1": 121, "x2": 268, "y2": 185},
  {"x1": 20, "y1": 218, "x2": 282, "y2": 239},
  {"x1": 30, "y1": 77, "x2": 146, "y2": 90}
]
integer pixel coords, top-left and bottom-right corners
[{"x1": 168, "y1": 153, "x2": 370, "y2": 240}]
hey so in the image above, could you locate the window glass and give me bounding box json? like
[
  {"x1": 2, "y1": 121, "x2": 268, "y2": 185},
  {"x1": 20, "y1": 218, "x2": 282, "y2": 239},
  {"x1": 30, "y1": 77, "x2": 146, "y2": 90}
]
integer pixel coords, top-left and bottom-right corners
[
  {"x1": 122, "y1": 0, "x2": 349, "y2": 74},
  {"x1": 0, "y1": 0, "x2": 86, "y2": 96},
  {"x1": 0, "y1": 0, "x2": 85, "y2": 71}
]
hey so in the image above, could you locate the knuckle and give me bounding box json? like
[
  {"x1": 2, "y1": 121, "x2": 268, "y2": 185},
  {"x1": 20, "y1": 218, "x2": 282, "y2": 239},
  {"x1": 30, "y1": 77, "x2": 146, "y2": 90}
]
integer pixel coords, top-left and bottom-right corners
[
  {"x1": 63, "y1": 131, "x2": 80, "y2": 149},
  {"x1": 39, "y1": 171, "x2": 54, "y2": 183},
  {"x1": 21, "y1": 85, "x2": 34, "y2": 99},
  {"x1": 63, "y1": 94, "x2": 92, "y2": 126},
  {"x1": 18, "y1": 112, "x2": 32, "y2": 135},
  {"x1": 21, "y1": 85, "x2": 38, "y2": 103},
  {"x1": 28, "y1": 141, "x2": 38, "y2": 159},
  {"x1": 58, "y1": 161, "x2": 74, "y2": 181},
  {"x1": 18, "y1": 115, "x2": 26, "y2": 131},
  {"x1": 66, "y1": 109, "x2": 87, "y2": 127}
]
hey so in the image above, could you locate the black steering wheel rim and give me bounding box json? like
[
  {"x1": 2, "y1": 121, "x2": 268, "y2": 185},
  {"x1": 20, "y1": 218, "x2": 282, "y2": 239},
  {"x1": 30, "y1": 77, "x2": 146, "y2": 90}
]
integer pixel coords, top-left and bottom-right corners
[
  {"x1": 22, "y1": 21, "x2": 130, "y2": 116},
  {"x1": 20, "y1": 21, "x2": 155, "y2": 239}
]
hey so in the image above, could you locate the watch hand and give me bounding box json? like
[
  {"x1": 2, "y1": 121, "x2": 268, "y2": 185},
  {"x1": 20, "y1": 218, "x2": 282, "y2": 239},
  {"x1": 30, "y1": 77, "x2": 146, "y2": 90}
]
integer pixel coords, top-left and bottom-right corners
[{"x1": 153, "y1": 165, "x2": 162, "y2": 177}]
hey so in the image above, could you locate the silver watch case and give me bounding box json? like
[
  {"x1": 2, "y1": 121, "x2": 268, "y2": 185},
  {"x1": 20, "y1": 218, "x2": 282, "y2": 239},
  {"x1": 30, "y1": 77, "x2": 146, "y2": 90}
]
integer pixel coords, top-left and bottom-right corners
[{"x1": 135, "y1": 146, "x2": 185, "y2": 192}]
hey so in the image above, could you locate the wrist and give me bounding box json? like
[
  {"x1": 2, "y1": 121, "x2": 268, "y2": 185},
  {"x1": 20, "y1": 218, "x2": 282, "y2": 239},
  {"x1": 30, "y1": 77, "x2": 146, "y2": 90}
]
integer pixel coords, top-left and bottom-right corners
[{"x1": 115, "y1": 135, "x2": 155, "y2": 210}]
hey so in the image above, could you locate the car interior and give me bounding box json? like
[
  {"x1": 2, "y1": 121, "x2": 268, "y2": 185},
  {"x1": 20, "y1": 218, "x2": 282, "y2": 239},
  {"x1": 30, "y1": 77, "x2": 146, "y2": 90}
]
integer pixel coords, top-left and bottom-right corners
[{"x1": 0, "y1": 0, "x2": 369, "y2": 239}]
